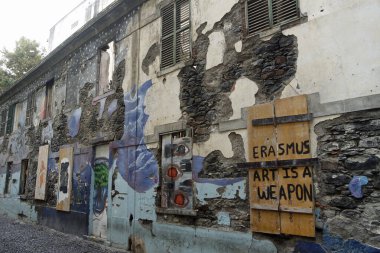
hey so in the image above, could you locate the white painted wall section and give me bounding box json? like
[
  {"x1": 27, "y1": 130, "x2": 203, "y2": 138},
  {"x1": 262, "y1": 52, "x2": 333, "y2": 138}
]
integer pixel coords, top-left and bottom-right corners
[
  {"x1": 284, "y1": 0, "x2": 380, "y2": 103},
  {"x1": 144, "y1": 73, "x2": 182, "y2": 137},
  {"x1": 229, "y1": 77, "x2": 258, "y2": 120},
  {"x1": 191, "y1": 0, "x2": 239, "y2": 38},
  {"x1": 206, "y1": 31, "x2": 226, "y2": 70},
  {"x1": 193, "y1": 131, "x2": 234, "y2": 158}
]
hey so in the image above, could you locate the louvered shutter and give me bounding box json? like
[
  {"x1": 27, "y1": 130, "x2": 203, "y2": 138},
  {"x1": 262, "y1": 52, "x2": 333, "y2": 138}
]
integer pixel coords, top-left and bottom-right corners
[
  {"x1": 161, "y1": 0, "x2": 190, "y2": 69},
  {"x1": 247, "y1": 0, "x2": 299, "y2": 35}
]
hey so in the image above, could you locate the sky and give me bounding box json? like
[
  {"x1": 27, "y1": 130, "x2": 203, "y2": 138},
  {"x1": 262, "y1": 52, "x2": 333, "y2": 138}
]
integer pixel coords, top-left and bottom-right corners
[{"x1": 0, "y1": 0, "x2": 84, "y2": 51}]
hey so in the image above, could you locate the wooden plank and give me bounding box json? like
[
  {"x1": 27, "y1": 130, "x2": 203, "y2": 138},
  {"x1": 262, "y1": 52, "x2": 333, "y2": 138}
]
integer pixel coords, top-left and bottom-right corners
[
  {"x1": 280, "y1": 212, "x2": 316, "y2": 237},
  {"x1": 251, "y1": 209, "x2": 280, "y2": 235},
  {"x1": 274, "y1": 95, "x2": 315, "y2": 237},
  {"x1": 248, "y1": 103, "x2": 280, "y2": 234},
  {"x1": 56, "y1": 146, "x2": 74, "y2": 212},
  {"x1": 35, "y1": 145, "x2": 49, "y2": 200}
]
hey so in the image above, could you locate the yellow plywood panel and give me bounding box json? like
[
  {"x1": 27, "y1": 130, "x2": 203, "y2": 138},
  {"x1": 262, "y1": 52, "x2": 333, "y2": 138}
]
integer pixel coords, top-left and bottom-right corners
[
  {"x1": 251, "y1": 209, "x2": 280, "y2": 235},
  {"x1": 56, "y1": 146, "x2": 74, "y2": 212},
  {"x1": 274, "y1": 95, "x2": 308, "y2": 117},
  {"x1": 35, "y1": 145, "x2": 49, "y2": 200},
  {"x1": 280, "y1": 212, "x2": 315, "y2": 237},
  {"x1": 275, "y1": 95, "x2": 311, "y2": 161},
  {"x1": 247, "y1": 103, "x2": 276, "y2": 162}
]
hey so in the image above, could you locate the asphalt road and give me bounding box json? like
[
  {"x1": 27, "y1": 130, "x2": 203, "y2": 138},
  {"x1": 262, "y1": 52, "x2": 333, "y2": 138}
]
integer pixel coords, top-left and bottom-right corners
[{"x1": 0, "y1": 213, "x2": 127, "y2": 253}]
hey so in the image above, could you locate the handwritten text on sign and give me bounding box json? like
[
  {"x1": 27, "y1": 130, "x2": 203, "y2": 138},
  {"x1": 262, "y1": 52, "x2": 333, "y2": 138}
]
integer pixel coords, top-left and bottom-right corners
[{"x1": 253, "y1": 167, "x2": 313, "y2": 202}]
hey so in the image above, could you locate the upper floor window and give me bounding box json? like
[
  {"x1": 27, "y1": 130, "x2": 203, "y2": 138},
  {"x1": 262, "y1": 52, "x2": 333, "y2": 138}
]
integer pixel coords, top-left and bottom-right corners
[
  {"x1": 6, "y1": 103, "x2": 15, "y2": 134},
  {"x1": 161, "y1": 0, "x2": 191, "y2": 70},
  {"x1": 98, "y1": 41, "x2": 115, "y2": 95},
  {"x1": 246, "y1": 0, "x2": 299, "y2": 35},
  {"x1": 44, "y1": 79, "x2": 54, "y2": 120},
  {"x1": 25, "y1": 92, "x2": 35, "y2": 127},
  {"x1": 0, "y1": 110, "x2": 6, "y2": 137}
]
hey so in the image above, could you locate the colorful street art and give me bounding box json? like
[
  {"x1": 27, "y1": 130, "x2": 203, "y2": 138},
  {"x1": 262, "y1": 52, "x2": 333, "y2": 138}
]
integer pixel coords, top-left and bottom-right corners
[
  {"x1": 35, "y1": 145, "x2": 49, "y2": 200},
  {"x1": 93, "y1": 158, "x2": 109, "y2": 216},
  {"x1": 161, "y1": 135, "x2": 193, "y2": 209},
  {"x1": 68, "y1": 108, "x2": 82, "y2": 137},
  {"x1": 110, "y1": 80, "x2": 158, "y2": 193},
  {"x1": 349, "y1": 176, "x2": 368, "y2": 198},
  {"x1": 92, "y1": 156, "x2": 109, "y2": 239},
  {"x1": 72, "y1": 153, "x2": 92, "y2": 213},
  {"x1": 56, "y1": 146, "x2": 74, "y2": 211}
]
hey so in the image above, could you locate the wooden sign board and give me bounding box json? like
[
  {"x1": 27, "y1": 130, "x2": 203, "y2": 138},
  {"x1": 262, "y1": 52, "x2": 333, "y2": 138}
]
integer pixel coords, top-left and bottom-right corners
[
  {"x1": 35, "y1": 145, "x2": 49, "y2": 200},
  {"x1": 56, "y1": 146, "x2": 74, "y2": 212},
  {"x1": 248, "y1": 95, "x2": 315, "y2": 237}
]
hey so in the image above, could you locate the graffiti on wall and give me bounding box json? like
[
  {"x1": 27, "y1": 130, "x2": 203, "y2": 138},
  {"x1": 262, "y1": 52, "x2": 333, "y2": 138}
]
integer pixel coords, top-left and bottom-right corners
[
  {"x1": 349, "y1": 176, "x2": 368, "y2": 198},
  {"x1": 35, "y1": 145, "x2": 50, "y2": 200},
  {"x1": 72, "y1": 152, "x2": 92, "y2": 213},
  {"x1": 56, "y1": 146, "x2": 74, "y2": 211},
  {"x1": 68, "y1": 108, "x2": 82, "y2": 138},
  {"x1": 111, "y1": 80, "x2": 158, "y2": 193},
  {"x1": 92, "y1": 157, "x2": 109, "y2": 239},
  {"x1": 161, "y1": 135, "x2": 193, "y2": 209}
]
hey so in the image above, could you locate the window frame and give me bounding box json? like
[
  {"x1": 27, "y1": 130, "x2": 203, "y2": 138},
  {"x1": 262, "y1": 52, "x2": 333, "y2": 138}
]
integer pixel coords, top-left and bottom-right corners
[
  {"x1": 245, "y1": 0, "x2": 300, "y2": 36},
  {"x1": 0, "y1": 110, "x2": 7, "y2": 137},
  {"x1": 25, "y1": 92, "x2": 36, "y2": 127},
  {"x1": 44, "y1": 79, "x2": 54, "y2": 120},
  {"x1": 97, "y1": 41, "x2": 115, "y2": 96},
  {"x1": 6, "y1": 104, "x2": 16, "y2": 134},
  {"x1": 160, "y1": 0, "x2": 191, "y2": 70}
]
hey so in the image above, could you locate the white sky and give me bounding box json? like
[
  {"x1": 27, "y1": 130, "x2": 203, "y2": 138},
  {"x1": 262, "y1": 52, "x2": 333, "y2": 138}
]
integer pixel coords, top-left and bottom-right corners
[{"x1": 0, "y1": 0, "x2": 84, "y2": 51}]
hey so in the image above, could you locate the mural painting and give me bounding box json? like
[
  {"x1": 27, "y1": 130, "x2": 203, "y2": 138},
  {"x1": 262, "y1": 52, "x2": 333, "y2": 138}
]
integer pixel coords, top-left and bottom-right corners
[
  {"x1": 56, "y1": 146, "x2": 74, "y2": 211},
  {"x1": 161, "y1": 134, "x2": 193, "y2": 209},
  {"x1": 72, "y1": 150, "x2": 92, "y2": 213},
  {"x1": 92, "y1": 157, "x2": 109, "y2": 238},
  {"x1": 68, "y1": 108, "x2": 82, "y2": 138},
  {"x1": 35, "y1": 145, "x2": 50, "y2": 200},
  {"x1": 110, "y1": 80, "x2": 158, "y2": 193}
]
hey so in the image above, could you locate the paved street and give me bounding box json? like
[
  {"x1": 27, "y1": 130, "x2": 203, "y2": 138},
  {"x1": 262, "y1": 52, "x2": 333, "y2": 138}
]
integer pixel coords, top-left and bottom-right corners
[{"x1": 0, "y1": 213, "x2": 126, "y2": 253}]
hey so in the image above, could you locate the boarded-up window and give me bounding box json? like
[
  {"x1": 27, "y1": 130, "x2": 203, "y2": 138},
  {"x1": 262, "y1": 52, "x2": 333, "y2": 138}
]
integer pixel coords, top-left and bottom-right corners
[
  {"x1": 161, "y1": 0, "x2": 191, "y2": 69},
  {"x1": 6, "y1": 104, "x2": 16, "y2": 134},
  {"x1": 19, "y1": 159, "x2": 29, "y2": 195},
  {"x1": 98, "y1": 42, "x2": 114, "y2": 95},
  {"x1": 0, "y1": 110, "x2": 7, "y2": 137},
  {"x1": 26, "y1": 92, "x2": 35, "y2": 126},
  {"x1": 4, "y1": 162, "x2": 12, "y2": 194},
  {"x1": 246, "y1": 95, "x2": 315, "y2": 237},
  {"x1": 246, "y1": 0, "x2": 299, "y2": 35}
]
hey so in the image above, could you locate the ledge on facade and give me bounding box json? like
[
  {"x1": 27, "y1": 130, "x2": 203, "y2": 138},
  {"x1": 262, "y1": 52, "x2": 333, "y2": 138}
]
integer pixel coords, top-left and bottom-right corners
[{"x1": 156, "y1": 207, "x2": 197, "y2": 217}]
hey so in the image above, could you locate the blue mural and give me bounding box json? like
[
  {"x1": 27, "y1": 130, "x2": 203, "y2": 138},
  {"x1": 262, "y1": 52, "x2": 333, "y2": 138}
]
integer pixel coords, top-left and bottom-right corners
[
  {"x1": 72, "y1": 154, "x2": 92, "y2": 213},
  {"x1": 349, "y1": 176, "x2": 368, "y2": 198},
  {"x1": 294, "y1": 231, "x2": 380, "y2": 253},
  {"x1": 68, "y1": 108, "x2": 82, "y2": 137},
  {"x1": 110, "y1": 80, "x2": 158, "y2": 193},
  {"x1": 193, "y1": 156, "x2": 244, "y2": 186}
]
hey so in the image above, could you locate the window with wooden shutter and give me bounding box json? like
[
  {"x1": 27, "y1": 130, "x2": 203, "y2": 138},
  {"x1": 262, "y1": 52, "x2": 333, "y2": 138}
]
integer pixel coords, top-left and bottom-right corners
[
  {"x1": 26, "y1": 92, "x2": 35, "y2": 126},
  {"x1": 0, "y1": 110, "x2": 6, "y2": 137},
  {"x1": 161, "y1": 0, "x2": 191, "y2": 69},
  {"x1": 6, "y1": 104, "x2": 15, "y2": 134},
  {"x1": 246, "y1": 0, "x2": 299, "y2": 35}
]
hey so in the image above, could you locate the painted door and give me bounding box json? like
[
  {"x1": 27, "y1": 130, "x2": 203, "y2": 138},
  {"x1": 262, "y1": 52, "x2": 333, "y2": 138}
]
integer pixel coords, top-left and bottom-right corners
[{"x1": 91, "y1": 144, "x2": 110, "y2": 239}]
